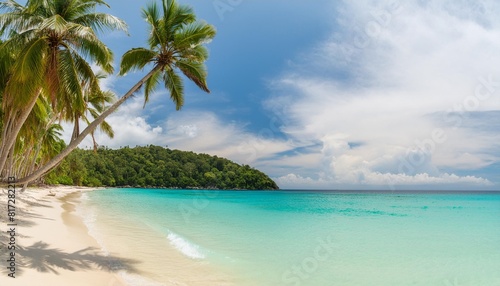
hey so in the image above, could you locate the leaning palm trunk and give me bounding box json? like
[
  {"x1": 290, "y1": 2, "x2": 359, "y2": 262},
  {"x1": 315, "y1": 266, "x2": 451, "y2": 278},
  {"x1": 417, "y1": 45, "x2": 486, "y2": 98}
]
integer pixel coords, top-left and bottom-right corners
[
  {"x1": 0, "y1": 91, "x2": 40, "y2": 177},
  {"x1": 21, "y1": 139, "x2": 43, "y2": 192},
  {"x1": 14, "y1": 66, "x2": 161, "y2": 185}
]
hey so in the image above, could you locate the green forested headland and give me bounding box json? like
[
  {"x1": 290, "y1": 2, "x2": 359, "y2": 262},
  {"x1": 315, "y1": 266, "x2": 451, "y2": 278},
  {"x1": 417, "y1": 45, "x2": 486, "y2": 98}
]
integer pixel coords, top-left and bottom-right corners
[{"x1": 45, "y1": 145, "x2": 279, "y2": 190}]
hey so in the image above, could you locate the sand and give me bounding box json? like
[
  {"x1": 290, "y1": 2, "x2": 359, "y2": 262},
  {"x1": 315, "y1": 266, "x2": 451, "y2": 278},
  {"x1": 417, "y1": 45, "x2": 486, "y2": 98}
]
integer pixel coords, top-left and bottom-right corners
[{"x1": 0, "y1": 185, "x2": 127, "y2": 286}]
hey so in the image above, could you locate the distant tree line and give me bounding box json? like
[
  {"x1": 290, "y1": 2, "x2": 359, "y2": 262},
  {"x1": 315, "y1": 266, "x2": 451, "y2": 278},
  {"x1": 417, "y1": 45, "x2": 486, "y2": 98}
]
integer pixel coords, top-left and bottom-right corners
[{"x1": 44, "y1": 145, "x2": 279, "y2": 190}]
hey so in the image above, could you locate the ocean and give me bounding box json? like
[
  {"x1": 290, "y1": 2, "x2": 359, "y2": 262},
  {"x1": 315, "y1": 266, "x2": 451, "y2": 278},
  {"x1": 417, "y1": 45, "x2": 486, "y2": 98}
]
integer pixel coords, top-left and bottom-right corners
[{"x1": 79, "y1": 189, "x2": 500, "y2": 286}]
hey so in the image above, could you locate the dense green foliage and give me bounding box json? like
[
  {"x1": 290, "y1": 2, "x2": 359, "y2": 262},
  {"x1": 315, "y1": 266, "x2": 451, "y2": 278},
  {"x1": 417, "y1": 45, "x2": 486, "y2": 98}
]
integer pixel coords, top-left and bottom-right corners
[{"x1": 45, "y1": 145, "x2": 279, "y2": 190}]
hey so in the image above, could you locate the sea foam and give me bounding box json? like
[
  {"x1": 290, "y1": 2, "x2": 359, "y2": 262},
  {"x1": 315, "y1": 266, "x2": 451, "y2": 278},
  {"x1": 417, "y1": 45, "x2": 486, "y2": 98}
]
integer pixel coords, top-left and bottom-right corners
[{"x1": 167, "y1": 232, "x2": 205, "y2": 259}]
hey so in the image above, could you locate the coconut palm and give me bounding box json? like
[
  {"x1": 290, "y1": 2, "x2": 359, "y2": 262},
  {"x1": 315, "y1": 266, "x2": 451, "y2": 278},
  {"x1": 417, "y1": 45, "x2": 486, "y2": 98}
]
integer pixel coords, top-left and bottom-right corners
[
  {"x1": 20, "y1": 122, "x2": 65, "y2": 190},
  {"x1": 12, "y1": 95, "x2": 52, "y2": 178},
  {"x1": 75, "y1": 72, "x2": 116, "y2": 152},
  {"x1": 0, "y1": 0, "x2": 126, "y2": 179},
  {"x1": 14, "y1": 0, "x2": 215, "y2": 184}
]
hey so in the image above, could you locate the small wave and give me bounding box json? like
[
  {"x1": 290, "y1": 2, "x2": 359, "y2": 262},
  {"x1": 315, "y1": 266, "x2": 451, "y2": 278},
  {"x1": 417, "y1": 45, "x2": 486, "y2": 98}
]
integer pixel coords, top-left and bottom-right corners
[
  {"x1": 167, "y1": 232, "x2": 205, "y2": 259},
  {"x1": 80, "y1": 192, "x2": 90, "y2": 201}
]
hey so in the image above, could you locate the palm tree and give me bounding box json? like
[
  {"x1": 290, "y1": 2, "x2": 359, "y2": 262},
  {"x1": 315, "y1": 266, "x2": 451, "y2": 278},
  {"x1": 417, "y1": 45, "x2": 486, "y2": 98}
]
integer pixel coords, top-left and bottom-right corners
[
  {"x1": 14, "y1": 0, "x2": 216, "y2": 184},
  {"x1": 76, "y1": 72, "x2": 116, "y2": 152},
  {"x1": 0, "y1": 0, "x2": 126, "y2": 179}
]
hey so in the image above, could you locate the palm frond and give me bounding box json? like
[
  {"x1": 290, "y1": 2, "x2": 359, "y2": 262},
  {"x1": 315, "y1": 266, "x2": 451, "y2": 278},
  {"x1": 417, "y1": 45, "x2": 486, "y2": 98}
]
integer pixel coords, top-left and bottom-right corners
[
  {"x1": 67, "y1": 24, "x2": 114, "y2": 73},
  {"x1": 74, "y1": 13, "x2": 127, "y2": 35},
  {"x1": 70, "y1": 50, "x2": 101, "y2": 94},
  {"x1": 0, "y1": 3, "x2": 40, "y2": 36},
  {"x1": 64, "y1": 0, "x2": 111, "y2": 21},
  {"x1": 165, "y1": 2, "x2": 194, "y2": 37},
  {"x1": 98, "y1": 119, "x2": 114, "y2": 138},
  {"x1": 31, "y1": 95, "x2": 49, "y2": 124},
  {"x1": 88, "y1": 108, "x2": 99, "y2": 119},
  {"x1": 84, "y1": 108, "x2": 114, "y2": 139},
  {"x1": 119, "y1": 47, "x2": 157, "y2": 75},
  {"x1": 174, "y1": 21, "x2": 216, "y2": 49},
  {"x1": 57, "y1": 49, "x2": 85, "y2": 117},
  {"x1": 175, "y1": 59, "x2": 209, "y2": 92},
  {"x1": 143, "y1": 67, "x2": 162, "y2": 107},
  {"x1": 6, "y1": 37, "x2": 48, "y2": 107},
  {"x1": 164, "y1": 67, "x2": 184, "y2": 110},
  {"x1": 38, "y1": 14, "x2": 68, "y2": 34},
  {"x1": 0, "y1": 0, "x2": 25, "y2": 12},
  {"x1": 178, "y1": 45, "x2": 209, "y2": 62},
  {"x1": 93, "y1": 90, "x2": 116, "y2": 104},
  {"x1": 142, "y1": 2, "x2": 164, "y2": 49},
  {"x1": 86, "y1": 89, "x2": 115, "y2": 113},
  {"x1": 0, "y1": 41, "x2": 16, "y2": 91}
]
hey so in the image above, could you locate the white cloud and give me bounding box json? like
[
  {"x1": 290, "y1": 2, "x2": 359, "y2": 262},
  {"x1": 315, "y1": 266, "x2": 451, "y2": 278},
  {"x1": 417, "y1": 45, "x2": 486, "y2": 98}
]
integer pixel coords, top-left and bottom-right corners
[
  {"x1": 268, "y1": 0, "x2": 500, "y2": 188},
  {"x1": 64, "y1": 95, "x2": 295, "y2": 168},
  {"x1": 162, "y1": 111, "x2": 294, "y2": 164},
  {"x1": 61, "y1": 0, "x2": 500, "y2": 190}
]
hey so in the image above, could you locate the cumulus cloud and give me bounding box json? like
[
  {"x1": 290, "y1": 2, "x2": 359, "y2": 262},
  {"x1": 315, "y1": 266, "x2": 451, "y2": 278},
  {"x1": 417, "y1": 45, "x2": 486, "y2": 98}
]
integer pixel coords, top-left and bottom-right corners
[
  {"x1": 61, "y1": 0, "x2": 500, "y2": 190},
  {"x1": 162, "y1": 111, "x2": 294, "y2": 165},
  {"x1": 269, "y1": 0, "x2": 500, "y2": 189},
  {"x1": 63, "y1": 95, "x2": 294, "y2": 170}
]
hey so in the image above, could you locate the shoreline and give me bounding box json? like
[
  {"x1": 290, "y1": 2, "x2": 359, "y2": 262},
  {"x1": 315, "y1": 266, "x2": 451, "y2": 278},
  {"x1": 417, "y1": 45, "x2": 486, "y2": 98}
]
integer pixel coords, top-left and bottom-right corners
[
  {"x1": 0, "y1": 185, "x2": 127, "y2": 286},
  {"x1": 1, "y1": 185, "x2": 237, "y2": 286},
  {"x1": 79, "y1": 188, "x2": 237, "y2": 285}
]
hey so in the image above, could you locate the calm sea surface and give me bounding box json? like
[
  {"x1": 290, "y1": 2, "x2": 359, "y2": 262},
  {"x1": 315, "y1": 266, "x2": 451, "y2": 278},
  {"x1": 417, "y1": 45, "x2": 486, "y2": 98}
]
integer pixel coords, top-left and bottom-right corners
[{"x1": 81, "y1": 189, "x2": 500, "y2": 286}]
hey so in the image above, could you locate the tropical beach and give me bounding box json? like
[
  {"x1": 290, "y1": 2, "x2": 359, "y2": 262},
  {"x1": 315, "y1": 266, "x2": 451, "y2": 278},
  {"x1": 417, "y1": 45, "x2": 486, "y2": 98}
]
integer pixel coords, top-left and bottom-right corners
[
  {"x1": 0, "y1": 186, "x2": 125, "y2": 286},
  {"x1": 2, "y1": 0, "x2": 500, "y2": 285},
  {"x1": 0, "y1": 186, "x2": 237, "y2": 286}
]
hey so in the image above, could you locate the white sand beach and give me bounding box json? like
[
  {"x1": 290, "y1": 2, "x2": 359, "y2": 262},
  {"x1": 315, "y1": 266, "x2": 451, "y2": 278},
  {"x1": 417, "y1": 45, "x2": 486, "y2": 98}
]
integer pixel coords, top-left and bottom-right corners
[
  {"x1": 0, "y1": 185, "x2": 127, "y2": 286},
  {"x1": 0, "y1": 185, "x2": 236, "y2": 286}
]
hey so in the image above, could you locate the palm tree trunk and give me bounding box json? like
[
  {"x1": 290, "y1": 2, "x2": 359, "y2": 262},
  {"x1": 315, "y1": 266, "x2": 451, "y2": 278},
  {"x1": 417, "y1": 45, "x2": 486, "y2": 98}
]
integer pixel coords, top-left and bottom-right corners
[
  {"x1": 14, "y1": 66, "x2": 161, "y2": 185},
  {"x1": 0, "y1": 92, "x2": 40, "y2": 177},
  {"x1": 21, "y1": 143, "x2": 42, "y2": 192},
  {"x1": 71, "y1": 115, "x2": 80, "y2": 142},
  {"x1": 0, "y1": 116, "x2": 14, "y2": 178},
  {"x1": 6, "y1": 143, "x2": 15, "y2": 178},
  {"x1": 18, "y1": 145, "x2": 34, "y2": 177}
]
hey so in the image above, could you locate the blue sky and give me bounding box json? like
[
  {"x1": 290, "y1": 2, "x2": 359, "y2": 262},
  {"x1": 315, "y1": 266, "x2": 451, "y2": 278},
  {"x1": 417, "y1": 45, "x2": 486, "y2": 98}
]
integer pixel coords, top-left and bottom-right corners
[{"x1": 72, "y1": 0, "x2": 500, "y2": 190}]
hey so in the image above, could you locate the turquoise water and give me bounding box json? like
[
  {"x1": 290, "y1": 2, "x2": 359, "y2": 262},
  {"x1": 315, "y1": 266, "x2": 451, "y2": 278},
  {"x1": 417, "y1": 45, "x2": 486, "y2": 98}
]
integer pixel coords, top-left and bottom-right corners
[{"x1": 82, "y1": 189, "x2": 500, "y2": 286}]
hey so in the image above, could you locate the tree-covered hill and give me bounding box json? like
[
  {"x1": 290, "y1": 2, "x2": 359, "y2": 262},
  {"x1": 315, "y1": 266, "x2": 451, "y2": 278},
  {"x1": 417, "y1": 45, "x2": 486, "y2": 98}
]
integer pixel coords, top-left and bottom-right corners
[{"x1": 44, "y1": 145, "x2": 279, "y2": 190}]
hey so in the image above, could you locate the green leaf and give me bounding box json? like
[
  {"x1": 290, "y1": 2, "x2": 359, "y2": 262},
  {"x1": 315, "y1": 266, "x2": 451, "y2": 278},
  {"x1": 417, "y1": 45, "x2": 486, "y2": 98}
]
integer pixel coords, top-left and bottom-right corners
[
  {"x1": 174, "y1": 21, "x2": 216, "y2": 49},
  {"x1": 143, "y1": 67, "x2": 162, "y2": 107},
  {"x1": 175, "y1": 59, "x2": 209, "y2": 92},
  {"x1": 164, "y1": 68, "x2": 184, "y2": 110},
  {"x1": 7, "y1": 37, "x2": 48, "y2": 107},
  {"x1": 119, "y1": 48, "x2": 157, "y2": 75}
]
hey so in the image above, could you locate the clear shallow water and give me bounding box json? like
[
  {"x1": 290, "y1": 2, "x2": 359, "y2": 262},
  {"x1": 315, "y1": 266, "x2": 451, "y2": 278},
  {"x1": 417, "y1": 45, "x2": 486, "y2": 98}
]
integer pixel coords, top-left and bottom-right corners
[{"x1": 81, "y1": 189, "x2": 500, "y2": 286}]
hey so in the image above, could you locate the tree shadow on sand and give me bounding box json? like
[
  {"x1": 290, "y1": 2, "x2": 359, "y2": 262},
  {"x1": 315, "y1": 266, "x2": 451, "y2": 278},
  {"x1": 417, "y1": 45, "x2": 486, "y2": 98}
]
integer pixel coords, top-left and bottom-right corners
[
  {"x1": 4, "y1": 241, "x2": 140, "y2": 277},
  {"x1": 1, "y1": 189, "x2": 52, "y2": 209}
]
